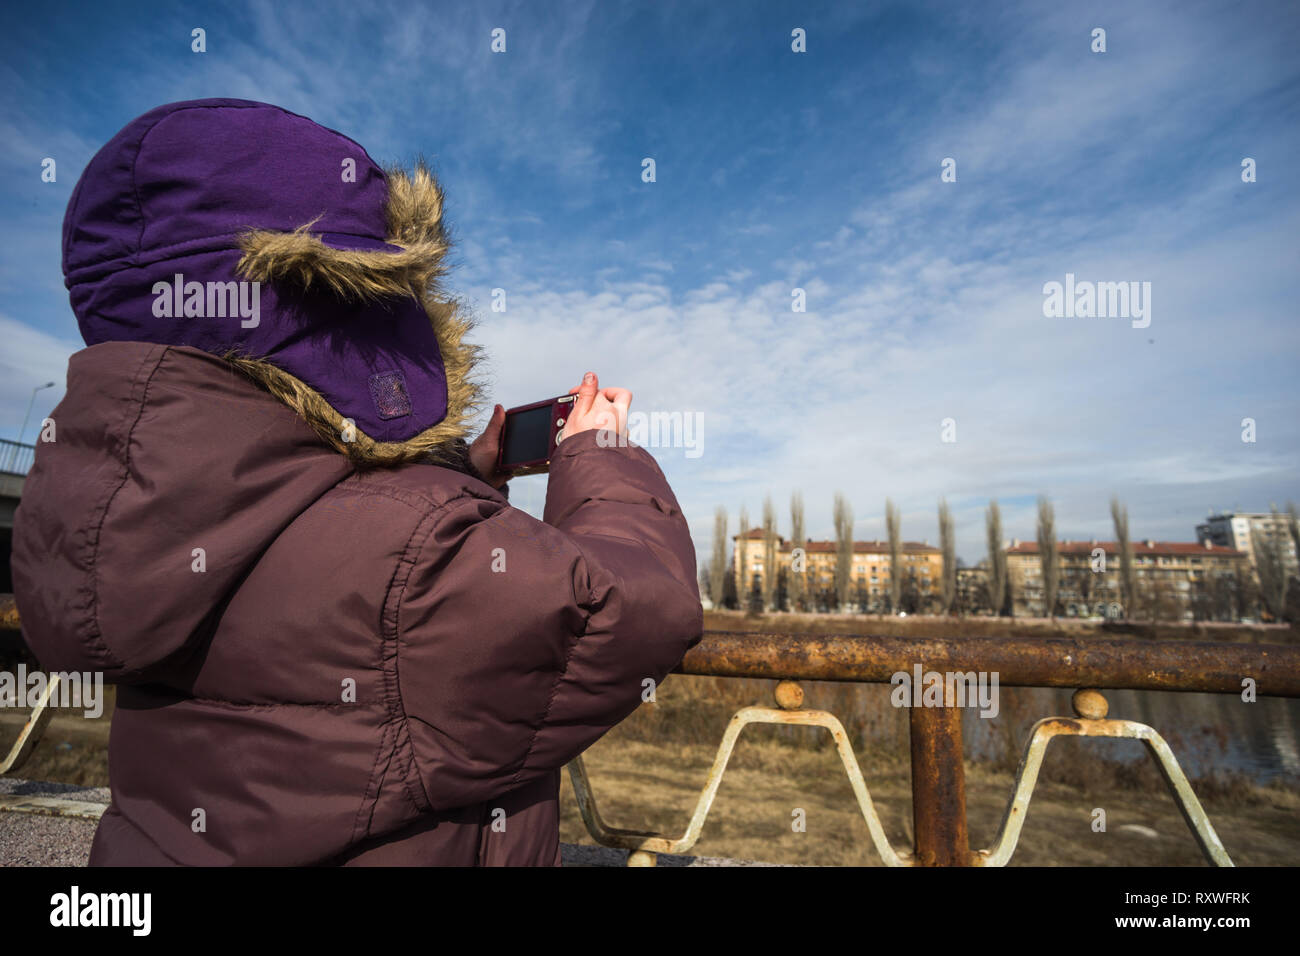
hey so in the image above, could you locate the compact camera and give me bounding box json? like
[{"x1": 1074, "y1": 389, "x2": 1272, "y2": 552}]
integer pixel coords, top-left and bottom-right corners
[{"x1": 496, "y1": 394, "x2": 579, "y2": 476}]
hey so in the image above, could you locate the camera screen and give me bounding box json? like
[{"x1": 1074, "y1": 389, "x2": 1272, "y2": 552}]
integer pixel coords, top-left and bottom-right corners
[{"x1": 501, "y1": 404, "x2": 554, "y2": 466}]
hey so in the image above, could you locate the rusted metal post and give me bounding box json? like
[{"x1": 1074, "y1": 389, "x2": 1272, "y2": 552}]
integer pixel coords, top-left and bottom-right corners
[{"x1": 909, "y1": 704, "x2": 970, "y2": 866}]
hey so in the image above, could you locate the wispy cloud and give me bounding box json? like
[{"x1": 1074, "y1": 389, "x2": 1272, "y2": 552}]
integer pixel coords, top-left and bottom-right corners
[{"x1": 1, "y1": 0, "x2": 1296, "y2": 566}]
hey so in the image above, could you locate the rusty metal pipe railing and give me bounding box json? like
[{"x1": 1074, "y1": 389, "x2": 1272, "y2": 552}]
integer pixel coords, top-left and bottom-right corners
[
  {"x1": 4, "y1": 598, "x2": 1299, "y2": 865},
  {"x1": 675, "y1": 630, "x2": 1300, "y2": 696},
  {"x1": 663, "y1": 627, "x2": 1297, "y2": 866}
]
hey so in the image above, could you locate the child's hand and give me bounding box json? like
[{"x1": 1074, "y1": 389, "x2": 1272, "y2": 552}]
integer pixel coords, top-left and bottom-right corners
[
  {"x1": 561, "y1": 372, "x2": 631, "y2": 442},
  {"x1": 467, "y1": 403, "x2": 512, "y2": 489}
]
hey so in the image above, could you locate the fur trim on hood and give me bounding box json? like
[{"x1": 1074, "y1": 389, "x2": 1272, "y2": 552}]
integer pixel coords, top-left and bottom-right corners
[{"x1": 231, "y1": 162, "x2": 481, "y2": 467}]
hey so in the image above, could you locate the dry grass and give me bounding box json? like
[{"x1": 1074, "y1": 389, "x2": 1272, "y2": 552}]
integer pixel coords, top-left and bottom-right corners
[{"x1": 559, "y1": 732, "x2": 1300, "y2": 865}]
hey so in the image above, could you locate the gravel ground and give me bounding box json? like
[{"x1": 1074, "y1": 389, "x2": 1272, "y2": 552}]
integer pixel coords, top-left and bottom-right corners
[{"x1": 0, "y1": 778, "x2": 108, "y2": 866}]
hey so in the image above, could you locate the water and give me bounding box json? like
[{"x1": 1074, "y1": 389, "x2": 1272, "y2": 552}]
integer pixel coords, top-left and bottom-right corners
[
  {"x1": 959, "y1": 686, "x2": 1300, "y2": 785},
  {"x1": 775, "y1": 678, "x2": 1300, "y2": 787}
]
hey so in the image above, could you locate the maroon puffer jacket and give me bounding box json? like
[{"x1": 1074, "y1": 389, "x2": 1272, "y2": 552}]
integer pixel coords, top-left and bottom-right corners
[{"x1": 11, "y1": 341, "x2": 702, "y2": 865}]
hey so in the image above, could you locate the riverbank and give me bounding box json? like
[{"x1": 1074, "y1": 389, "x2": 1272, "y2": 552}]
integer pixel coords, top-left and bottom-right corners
[{"x1": 703, "y1": 609, "x2": 1299, "y2": 643}]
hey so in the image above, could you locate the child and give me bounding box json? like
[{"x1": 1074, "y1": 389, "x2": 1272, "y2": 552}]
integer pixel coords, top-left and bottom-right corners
[{"x1": 12, "y1": 98, "x2": 702, "y2": 865}]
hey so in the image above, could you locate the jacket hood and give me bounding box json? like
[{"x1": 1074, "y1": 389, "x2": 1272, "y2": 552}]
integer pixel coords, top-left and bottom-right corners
[
  {"x1": 62, "y1": 98, "x2": 479, "y2": 464},
  {"x1": 11, "y1": 342, "x2": 359, "y2": 678}
]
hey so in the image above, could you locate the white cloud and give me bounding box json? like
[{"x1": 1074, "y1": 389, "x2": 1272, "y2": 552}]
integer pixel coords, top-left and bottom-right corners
[{"x1": 0, "y1": 314, "x2": 77, "y2": 437}]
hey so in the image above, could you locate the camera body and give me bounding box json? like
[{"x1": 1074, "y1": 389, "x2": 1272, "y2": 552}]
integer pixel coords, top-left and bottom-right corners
[{"x1": 496, "y1": 394, "x2": 578, "y2": 476}]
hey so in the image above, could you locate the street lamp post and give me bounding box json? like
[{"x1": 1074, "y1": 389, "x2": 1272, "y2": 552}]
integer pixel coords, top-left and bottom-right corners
[{"x1": 17, "y1": 381, "x2": 56, "y2": 444}]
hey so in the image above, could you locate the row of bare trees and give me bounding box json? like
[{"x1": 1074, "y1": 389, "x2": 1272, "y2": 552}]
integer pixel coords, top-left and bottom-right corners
[
  {"x1": 703, "y1": 493, "x2": 973, "y2": 615},
  {"x1": 701, "y1": 495, "x2": 1300, "y2": 622}
]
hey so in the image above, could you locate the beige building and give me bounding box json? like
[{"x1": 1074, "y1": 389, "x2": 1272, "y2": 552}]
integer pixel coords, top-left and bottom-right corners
[
  {"x1": 733, "y1": 528, "x2": 942, "y2": 611},
  {"x1": 1005, "y1": 538, "x2": 1245, "y2": 619}
]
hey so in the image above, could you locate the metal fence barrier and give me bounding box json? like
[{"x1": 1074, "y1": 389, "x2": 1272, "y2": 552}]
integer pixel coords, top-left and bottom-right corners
[
  {"x1": 3, "y1": 595, "x2": 1297, "y2": 866},
  {"x1": 0, "y1": 440, "x2": 35, "y2": 477}
]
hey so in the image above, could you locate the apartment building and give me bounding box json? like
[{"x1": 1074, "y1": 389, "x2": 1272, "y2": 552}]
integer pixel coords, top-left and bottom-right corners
[
  {"x1": 1197, "y1": 511, "x2": 1298, "y2": 574},
  {"x1": 732, "y1": 528, "x2": 942, "y2": 611},
  {"x1": 1005, "y1": 539, "x2": 1245, "y2": 619},
  {"x1": 955, "y1": 563, "x2": 989, "y2": 613}
]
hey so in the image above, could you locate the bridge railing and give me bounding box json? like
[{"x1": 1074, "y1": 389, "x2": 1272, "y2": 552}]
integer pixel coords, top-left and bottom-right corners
[
  {"x1": 0, "y1": 440, "x2": 35, "y2": 476},
  {"x1": 2, "y1": 595, "x2": 1297, "y2": 866}
]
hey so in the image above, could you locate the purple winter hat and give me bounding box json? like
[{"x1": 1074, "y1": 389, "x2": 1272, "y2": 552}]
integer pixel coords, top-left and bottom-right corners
[{"x1": 62, "y1": 98, "x2": 477, "y2": 452}]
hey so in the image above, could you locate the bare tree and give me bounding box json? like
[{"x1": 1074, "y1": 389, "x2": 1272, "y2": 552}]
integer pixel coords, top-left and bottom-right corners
[
  {"x1": 1206, "y1": 569, "x2": 1236, "y2": 622},
  {"x1": 1036, "y1": 496, "x2": 1059, "y2": 618},
  {"x1": 709, "y1": 507, "x2": 727, "y2": 608},
  {"x1": 1144, "y1": 570, "x2": 1181, "y2": 624},
  {"x1": 1233, "y1": 562, "x2": 1258, "y2": 621},
  {"x1": 762, "y1": 496, "x2": 779, "y2": 611},
  {"x1": 834, "y1": 492, "x2": 854, "y2": 611},
  {"x1": 938, "y1": 498, "x2": 957, "y2": 615},
  {"x1": 1189, "y1": 572, "x2": 1215, "y2": 622},
  {"x1": 985, "y1": 500, "x2": 1007, "y2": 617},
  {"x1": 886, "y1": 498, "x2": 902, "y2": 613},
  {"x1": 1071, "y1": 553, "x2": 1097, "y2": 614},
  {"x1": 1288, "y1": 502, "x2": 1300, "y2": 566},
  {"x1": 900, "y1": 568, "x2": 922, "y2": 614},
  {"x1": 1110, "y1": 497, "x2": 1136, "y2": 619},
  {"x1": 722, "y1": 559, "x2": 739, "y2": 609},
  {"x1": 790, "y1": 492, "x2": 806, "y2": 611},
  {"x1": 737, "y1": 505, "x2": 750, "y2": 608},
  {"x1": 1289, "y1": 501, "x2": 1300, "y2": 621},
  {"x1": 1255, "y1": 504, "x2": 1290, "y2": 621}
]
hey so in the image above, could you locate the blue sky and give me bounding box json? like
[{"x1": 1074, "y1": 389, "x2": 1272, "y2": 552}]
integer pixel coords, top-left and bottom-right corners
[{"x1": 2, "y1": 0, "x2": 1298, "y2": 567}]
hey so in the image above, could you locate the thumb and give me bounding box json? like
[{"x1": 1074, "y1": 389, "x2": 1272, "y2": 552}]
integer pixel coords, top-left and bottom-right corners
[
  {"x1": 471, "y1": 404, "x2": 505, "y2": 452},
  {"x1": 571, "y1": 371, "x2": 599, "y2": 419},
  {"x1": 484, "y1": 403, "x2": 505, "y2": 439}
]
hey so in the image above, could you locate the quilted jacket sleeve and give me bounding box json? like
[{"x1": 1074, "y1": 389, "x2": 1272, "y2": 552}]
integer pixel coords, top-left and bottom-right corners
[{"x1": 396, "y1": 429, "x2": 702, "y2": 810}]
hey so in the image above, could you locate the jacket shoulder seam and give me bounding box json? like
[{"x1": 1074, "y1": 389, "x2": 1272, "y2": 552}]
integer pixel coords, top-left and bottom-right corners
[
  {"x1": 389, "y1": 493, "x2": 522, "y2": 811},
  {"x1": 85, "y1": 345, "x2": 170, "y2": 673},
  {"x1": 512, "y1": 567, "x2": 592, "y2": 788},
  {"x1": 384, "y1": 501, "x2": 467, "y2": 814}
]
